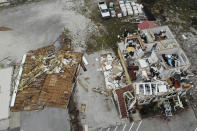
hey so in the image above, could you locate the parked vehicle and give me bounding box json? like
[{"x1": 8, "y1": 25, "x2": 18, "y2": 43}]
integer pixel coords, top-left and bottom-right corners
[
  {"x1": 98, "y1": 2, "x2": 110, "y2": 18},
  {"x1": 109, "y1": 0, "x2": 116, "y2": 17}
]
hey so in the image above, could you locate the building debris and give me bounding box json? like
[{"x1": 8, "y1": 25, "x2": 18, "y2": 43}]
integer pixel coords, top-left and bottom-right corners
[
  {"x1": 100, "y1": 53, "x2": 127, "y2": 90},
  {"x1": 92, "y1": 88, "x2": 109, "y2": 96},
  {"x1": 0, "y1": 27, "x2": 12, "y2": 31},
  {"x1": 82, "y1": 56, "x2": 88, "y2": 65},
  {"x1": 0, "y1": 56, "x2": 9, "y2": 63},
  {"x1": 0, "y1": 0, "x2": 9, "y2": 6},
  {"x1": 10, "y1": 54, "x2": 26, "y2": 107},
  {"x1": 78, "y1": 78, "x2": 88, "y2": 92},
  {"x1": 81, "y1": 104, "x2": 86, "y2": 113},
  {"x1": 164, "y1": 100, "x2": 172, "y2": 116},
  {"x1": 10, "y1": 31, "x2": 84, "y2": 111}
]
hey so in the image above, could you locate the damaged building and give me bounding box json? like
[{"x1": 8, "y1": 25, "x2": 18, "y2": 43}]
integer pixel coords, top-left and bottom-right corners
[
  {"x1": 10, "y1": 31, "x2": 84, "y2": 111},
  {"x1": 113, "y1": 24, "x2": 192, "y2": 119}
]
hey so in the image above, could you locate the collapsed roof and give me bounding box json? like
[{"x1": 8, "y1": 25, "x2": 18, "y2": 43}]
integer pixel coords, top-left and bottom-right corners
[
  {"x1": 11, "y1": 32, "x2": 83, "y2": 111},
  {"x1": 115, "y1": 85, "x2": 134, "y2": 118}
]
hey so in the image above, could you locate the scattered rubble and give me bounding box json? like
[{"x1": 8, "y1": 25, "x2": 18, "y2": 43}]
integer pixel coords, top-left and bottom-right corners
[
  {"x1": 92, "y1": 88, "x2": 109, "y2": 96},
  {"x1": 100, "y1": 53, "x2": 127, "y2": 90},
  {"x1": 0, "y1": 0, "x2": 9, "y2": 6}
]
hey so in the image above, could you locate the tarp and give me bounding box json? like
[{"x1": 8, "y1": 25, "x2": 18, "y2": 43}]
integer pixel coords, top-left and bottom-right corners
[{"x1": 138, "y1": 20, "x2": 156, "y2": 30}]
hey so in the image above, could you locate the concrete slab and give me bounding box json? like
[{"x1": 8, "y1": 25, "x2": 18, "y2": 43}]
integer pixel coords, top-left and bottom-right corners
[
  {"x1": 20, "y1": 107, "x2": 70, "y2": 131},
  {"x1": 0, "y1": 67, "x2": 12, "y2": 120},
  {"x1": 0, "y1": 67, "x2": 12, "y2": 130},
  {"x1": 9, "y1": 112, "x2": 20, "y2": 129},
  {"x1": 95, "y1": 108, "x2": 197, "y2": 131},
  {"x1": 0, "y1": 119, "x2": 9, "y2": 131},
  {"x1": 75, "y1": 51, "x2": 123, "y2": 130}
]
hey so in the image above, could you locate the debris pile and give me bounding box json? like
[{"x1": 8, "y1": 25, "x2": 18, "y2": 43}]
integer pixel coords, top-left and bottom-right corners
[
  {"x1": 100, "y1": 53, "x2": 127, "y2": 90},
  {"x1": 0, "y1": 0, "x2": 9, "y2": 6}
]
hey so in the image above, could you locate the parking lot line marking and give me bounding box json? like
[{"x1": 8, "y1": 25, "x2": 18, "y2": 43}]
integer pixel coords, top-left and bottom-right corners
[
  {"x1": 122, "y1": 123, "x2": 127, "y2": 131},
  {"x1": 136, "y1": 120, "x2": 142, "y2": 131},
  {"x1": 114, "y1": 126, "x2": 118, "y2": 131},
  {"x1": 129, "y1": 122, "x2": 134, "y2": 131},
  {"x1": 107, "y1": 128, "x2": 110, "y2": 131}
]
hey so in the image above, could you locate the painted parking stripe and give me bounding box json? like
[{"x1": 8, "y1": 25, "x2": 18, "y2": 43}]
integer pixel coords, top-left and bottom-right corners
[
  {"x1": 129, "y1": 122, "x2": 134, "y2": 131},
  {"x1": 136, "y1": 121, "x2": 142, "y2": 131},
  {"x1": 114, "y1": 126, "x2": 118, "y2": 131},
  {"x1": 122, "y1": 123, "x2": 127, "y2": 131}
]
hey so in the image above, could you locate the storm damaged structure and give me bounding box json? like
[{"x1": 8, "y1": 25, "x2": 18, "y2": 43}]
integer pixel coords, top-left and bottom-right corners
[
  {"x1": 10, "y1": 31, "x2": 83, "y2": 111},
  {"x1": 114, "y1": 25, "x2": 192, "y2": 118}
]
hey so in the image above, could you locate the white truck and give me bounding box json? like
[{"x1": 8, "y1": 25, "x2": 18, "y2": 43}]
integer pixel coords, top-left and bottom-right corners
[{"x1": 98, "y1": 2, "x2": 110, "y2": 18}]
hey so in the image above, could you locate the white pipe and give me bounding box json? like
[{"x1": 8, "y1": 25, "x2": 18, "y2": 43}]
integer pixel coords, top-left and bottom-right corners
[
  {"x1": 10, "y1": 54, "x2": 26, "y2": 107},
  {"x1": 82, "y1": 56, "x2": 88, "y2": 65},
  {"x1": 177, "y1": 95, "x2": 183, "y2": 108}
]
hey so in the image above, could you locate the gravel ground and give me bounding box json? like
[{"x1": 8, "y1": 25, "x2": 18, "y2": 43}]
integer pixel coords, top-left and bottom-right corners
[{"x1": 0, "y1": 0, "x2": 97, "y2": 64}]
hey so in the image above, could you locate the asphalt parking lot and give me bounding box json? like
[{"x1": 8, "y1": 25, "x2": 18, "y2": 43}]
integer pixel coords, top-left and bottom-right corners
[{"x1": 95, "y1": 108, "x2": 197, "y2": 131}]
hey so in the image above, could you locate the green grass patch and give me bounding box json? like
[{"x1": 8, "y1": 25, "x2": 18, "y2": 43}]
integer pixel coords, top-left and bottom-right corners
[{"x1": 86, "y1": 7, "x2": 137, "y2": 54}]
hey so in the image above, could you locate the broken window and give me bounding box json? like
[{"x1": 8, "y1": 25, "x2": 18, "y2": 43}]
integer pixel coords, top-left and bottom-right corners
[
  {"x1": 139, "y1": 84, "x2": 144, "y2": 95},
  {"x1": 151, "y1": 84, "x2": 156, "y2": 95},
  {"x1": 139, "y1": 100, "x2": 145, "y2": 104},
  {"x1": 145, "y1": 84, "x2": 151, "y2": 95}
]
